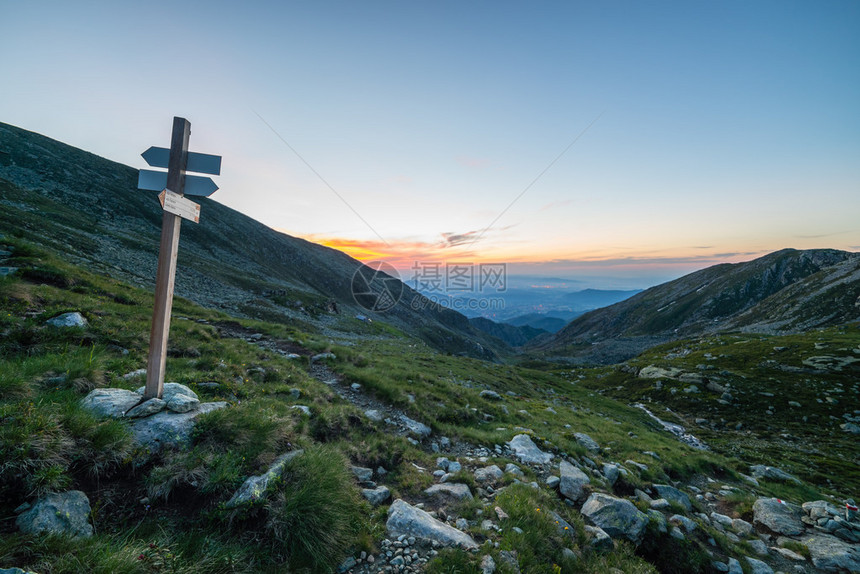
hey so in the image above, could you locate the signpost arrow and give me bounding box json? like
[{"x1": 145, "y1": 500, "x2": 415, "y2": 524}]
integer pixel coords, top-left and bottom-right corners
[
  {"x1": 139, "y1": 169, "x2": 219, "y2": 196},
  {"x1": 142, "y1": 146, "x2": 222, "y2": 175},
  {"x1": 140, "y1": 117, "x2": 220, "y2": 400},
  {"x1": 159, "y1": 189, "x2": 200, "y2": 223}
]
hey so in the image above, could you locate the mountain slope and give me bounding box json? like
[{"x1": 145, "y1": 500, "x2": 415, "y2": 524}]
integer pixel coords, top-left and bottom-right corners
[
  {"x1": 536, "y1": 249, "x2": 860, "y2": 363},
  {"x1": 0, "y1": 122, "x2": 504, "y2": 358}
]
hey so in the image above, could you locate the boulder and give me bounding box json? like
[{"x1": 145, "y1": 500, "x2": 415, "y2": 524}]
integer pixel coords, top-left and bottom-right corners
[
  {"x1": 479, "y1": 390, "x2": 502, "y2": 400},
  {"x1": 46, "y1": 312, "x2": 88, "y2": 328},
  {"x1": 669, "y1": 514, "x2": 697, "y2": 533},
  {"x1": 753, "y1": 498, "x2": 804, "y2": 536},
  {"x1": 584, "y1": 524, "x2": 614, "y2": 551},
  {"x1": 559, "y1": 461, "x2": 590, "y2": 502},
  {"x1": 361, "y1": 486, "x2": 391, "y2": 507},
  {"x1": 727, "y1": 558, "x2": 743, "y2": 574},
  {"x1": 647, "y1": 509, "x2": 668, "y2": 533},
  {"x1": 638, "y1": 366, "x2": 682, "y2": 379},
  {"x1": 732, "y1": 518, "x2": 754, "y2": 537},
  {"x1": 507, "y1": 434, "x2": 553, "y2": 465},
  {"x1": 424, "y1": 483, "x2": 473, "y2": 502},
  {"x1": 574, "y1": 432, "x2": 600, "y2": 453},
  {"x1": 653, "y1": 484, "x2": 691, "y2": 511},
  {"x1": 15, "y1": 491, "x2": 93, "y2": 538},
  {"x1": 474, "y1": 465, "x2": 503, "y2": 483},
  {"x1": 602, "y1": 463, "x2": 620, "y2": 486},
  {"x1": 398, "y1": 414, "x2": 431, "y2": 439},
  {"x1": 166, "y1": 394, "x2": 200, "y2": 413},
  {"x1": 803, "y1": 532, "x2": 860, "y2": 572},
  {"x1": 580, "y1": 493, "x2": 649, "y2": 545},
  {"x1": 710, "y1": 512, "x2": 733, "y2": 528},
  {"x1": 749, "y1": 465, "x2": 801, "y2": 485},
  {"x1": 225, "y1": 450, "x2": 304, "y2": 507},
  {"x1": 131, "y1": 401, "x2": 227, "y2": 453},
  {"x1": 81, "y1": 388, "x2": 142, "y2": 418},
  {"x1": 351, "y1": 466, "x2": 373, "y2": 482},
  {"x1": 386, "y1": 499, "x2": 478, "y2": 549}
]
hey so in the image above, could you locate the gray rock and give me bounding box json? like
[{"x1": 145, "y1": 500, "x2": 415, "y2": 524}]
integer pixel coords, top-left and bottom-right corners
[
  {"x1": 639, "y1": 366, "x2": 682, "y2": 379},
  {"x1": 669, "y1": 514, "x2": 697, "y2": 533},
  {"x1": 351, "y1": 466, "x2": 373, "y2": 482},
  {"x1": 15, "y1": 491, "x2": 93, "y2": 537},
  {"x1": 602, "y1": 463, "x2": 620, "y2": 486},
  {"x1": 841, "y1": 422, "x2": 860, "y2": 434},
  {"x1": 479, "y1": 390, "x2": 502, "y2": 400},
  {"x1": 745, "y1": 556, "x2": 774, "y2": 574},
  {"x1": 546, "y1": 475, "x2": 560, "y2": 489},
  {"x1": 125, "y1": 398, "x2": 166, "y2": 418},
  {"x1": 580, "y1": 493, "x2": 649, "y2": 544},
  {"x1": 398, "y1": 414, "x2": 431, "y2": 439},
  {"x1": 748, "y1": 538, "x2": 769, "y2": 556},
  {"x1": 474, "y1": 465, "x2": 503, "y2": 483},
  {"x1": 654, "y1": 484, "x2": 692, "y2": 511},
  {"x1": 584, "y1": 524, "x2": 614, "y2": 551},
  {"x1": 135, "y1": 382, "x2": 199, "y2": 404},
  {"x1": 81, "y1": 388, "x2": 142, "y2": 418},
  {"x1": 625, "y1": 460, "x2": 648, "y2": 472},
  {"x1": 386, "y1": 499, "x2": 478, "y2": 549},
  {"x1": 361, "y1": 486, "x2": 391, "y2": 507},
  {"x1": 480, "y1": 554, "x2": 496, "y2": 574},
  {"x1": 670, "y1": 526, "x2": 685, "y2": 540},
  {"x1": 549, "y1": 510, "x2": 575, "y2": 536},
  {"x1": 649, "y1": 498, "x2": 670, "y2": 510},
  {"x1": 504, "y1": 463, "x2": 524, "y2": 477},
  {"x1": 750, "y1": 465, "x2": 801, "y2": 485},
  {"x1": 291, "y1": 405, "x2": 311, "y2": 416},
  {"x1": 732, "y1": 517, "x2": 754, "y2": 537},
  {"x1": 166, "y1": 393, "x2": 200, "y2": 413},
  {"x1": 507, "y1": 434, "x2": 553, "y2": 465},
  {"x1": 46, "y1": 312, "x2": 87, "y2": 328},
  {"x1": 225, "y1": 450, "x2": 304, "y2": 507},
  {"x1": 711, "y1": 512, "x2": 733, "y2": 528},
  {"x1": 0, "y1": 568, "x2": 39, "y2": 574},
  {"x1": 310, "y1": 352, "x2": 336, "y2": 363},
  {"x1": 337, "y1": 556, "x2": 357, "y2": 573},
  {"x1": 131, "y1": 401, "x2": 228, "y2": 453},
  {"x1": 558, "y1": 460, "x2": 590, "y2": 502},
  {"x1": 122, "y1": 368, "x2": 147, "y2": 380},
  {"x1": 753, "y1": 498, "x2": 804, "y2": 536},
  {"x1": 424, "y1": 483, "x2": 473, "y2": 502},
  {"x1": 0, "y1": 266, "x2": 19, "y2": 277},
  {"x1": 804, "y1": 532, "x2": 860, "y2": 572},
  {"x1": 712, "y1": 561, "x2": 729, "y2": 572},
  {"x1": 727, "y1": 557, "x2": 743, "y2": 574},
  {"x1": 574, "y1": 432, "x2": 600, "y2": 452},
  {"x1": 498, "y1": 550, "x2": 521, "y2": 574}
]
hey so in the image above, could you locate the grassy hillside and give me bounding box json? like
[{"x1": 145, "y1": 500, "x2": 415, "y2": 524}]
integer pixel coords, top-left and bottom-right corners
[{"x1": 3, "y1": 235, "x2": 858, "y2": 573}]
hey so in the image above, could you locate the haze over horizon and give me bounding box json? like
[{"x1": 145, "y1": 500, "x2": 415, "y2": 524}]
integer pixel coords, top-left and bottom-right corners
[{"x1": 2, "y1": 1, "x2": 858, "y2": 289}]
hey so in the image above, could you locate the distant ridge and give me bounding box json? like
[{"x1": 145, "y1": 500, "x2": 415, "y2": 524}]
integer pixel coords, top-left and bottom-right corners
[{"x1": 535, "y1": 248, "x2": 860, "y2": 363}]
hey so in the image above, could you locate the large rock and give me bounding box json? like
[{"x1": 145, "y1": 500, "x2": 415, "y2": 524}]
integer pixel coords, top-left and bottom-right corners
[
  {"x1": 46, "y1": 312, "x2": 88, "y2": 328},
  {"x1": 749, "y1": 465, "x2": 801, "y2": 485},
  {"x1": 474, "y1": 465, "x2": 503, "y2": 483},
  {"x1": 386, "y1": 499, "x2": 478, "y2": 549},
  {"x1": 361, "y1": 486, "x2": 391, "y2": 507},
  {"x1": 584, "y1": 524, "x2": 614, "y2": 551},
  {"x1": 507, "y1": 434, "x2": 553, "y2": 465},
  {"x1": 424, "y1": 483, "x2": 473, "y2": 502},
  {"x1": 745, "y1": 557, "x2": 773, "y2": 574},
  {"x1": 225, "y1": 450, "x2": 304, "y2": 507},
  {"x1": 653, "y1": 484, "x2": 691, "y2": 511},
  {"x1": 559, "y1": 461, "x2": 590, "y2": 502},
  {"x1": 81, "y1": 388, "x2": 142, "y2": 418},
  {"x1": 135, "y1": 382, "x2": 199, "y2": 404},
  {"x1": 16, "y1": 491, "x2": 93, "y2": 538},
  {"x1": 752, "y1": 498, "x2": 804, "y2": 536},
  {"x1": 602, "y1": 463, "x2": 620, "y2": 486},
  {"x1": 803, "y1": 532, "x2": 860, "y2": 572},
  {"x1": 574, "y1": 433, "x2": 600, "y2": 453},
  {"x1": 580, "y1": 493, "x2": 649, "y2": 545},
  {"x1": 399, "y1": 414, "x2": 431, "y2": 439},
  {"x1": 131, "y1": 401, "x2": 227, "y2": 453},
  {"x1": 638, "y1": 365, "x2": 682, "y2": 379}
]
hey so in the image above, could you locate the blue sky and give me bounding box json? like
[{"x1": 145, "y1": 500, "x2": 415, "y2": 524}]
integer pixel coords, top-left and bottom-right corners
[{"x1": 1, "y1": 1, "x2": 858, "y2": 288}]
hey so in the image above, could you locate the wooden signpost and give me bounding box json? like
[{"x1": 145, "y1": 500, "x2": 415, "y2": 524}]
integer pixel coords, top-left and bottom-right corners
[{"x1": 139, "y1": 117, "x2": 221, "y2": 399}]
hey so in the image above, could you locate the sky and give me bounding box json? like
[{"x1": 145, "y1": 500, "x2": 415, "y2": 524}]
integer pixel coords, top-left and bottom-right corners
[{"x1": 1, "y1": 1, "x2": 859, "y2": 289}]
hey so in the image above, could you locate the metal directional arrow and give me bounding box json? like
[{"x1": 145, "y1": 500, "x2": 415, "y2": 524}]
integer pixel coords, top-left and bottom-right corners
[
  {"x1": 142, "y1": 146, "x2": 222, "y2": 175},
  {"x1": 138, "y1": 169, "x2": 219, "y2": 197}
]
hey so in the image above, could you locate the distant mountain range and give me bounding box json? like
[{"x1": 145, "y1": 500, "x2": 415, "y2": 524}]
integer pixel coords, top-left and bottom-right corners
[
  {"x1": 0, "y1": 122, "x2": 506, "y2": 359},
  {"x1": 535, "y1": 248, "x2": 860, "y2": 363}
]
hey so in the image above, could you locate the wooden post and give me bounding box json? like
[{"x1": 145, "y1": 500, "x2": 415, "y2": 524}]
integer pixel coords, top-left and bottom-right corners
[{"x1": 144, "y1": 117, "x2": 190, "y2": 399}]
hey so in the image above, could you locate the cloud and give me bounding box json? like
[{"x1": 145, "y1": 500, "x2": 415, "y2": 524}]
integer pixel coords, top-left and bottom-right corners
[
  {"x1": 538, "y1": 199, "x2": 573, "y2": 212},
  {"x1": 441, "y1": 230, "x2": 480, "y2": 247}
]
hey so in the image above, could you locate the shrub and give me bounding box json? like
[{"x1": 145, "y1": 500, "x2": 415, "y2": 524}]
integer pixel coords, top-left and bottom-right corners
[{"x1": 265, "y1": 444, "x2": 366, "y2": 572}]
